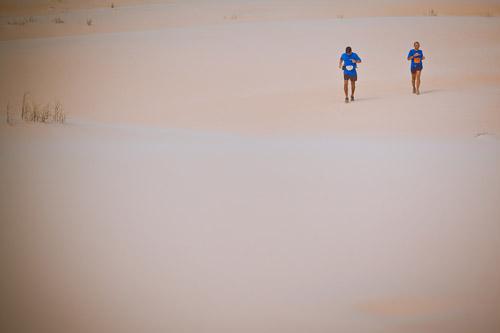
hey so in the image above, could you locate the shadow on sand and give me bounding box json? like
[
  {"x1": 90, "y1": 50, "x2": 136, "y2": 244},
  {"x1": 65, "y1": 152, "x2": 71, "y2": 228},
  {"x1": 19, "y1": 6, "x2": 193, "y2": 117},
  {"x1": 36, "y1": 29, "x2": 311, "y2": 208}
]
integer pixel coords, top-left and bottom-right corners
[
  {"x1": 338, "y1": 89, "x2": 443, "y2": 104},
  {"x1": 419, "y1": 89, "x2": 443, "y2": 95},
  {"x1": 349, "y1": 96, "x2": 380, "y2": 102}
]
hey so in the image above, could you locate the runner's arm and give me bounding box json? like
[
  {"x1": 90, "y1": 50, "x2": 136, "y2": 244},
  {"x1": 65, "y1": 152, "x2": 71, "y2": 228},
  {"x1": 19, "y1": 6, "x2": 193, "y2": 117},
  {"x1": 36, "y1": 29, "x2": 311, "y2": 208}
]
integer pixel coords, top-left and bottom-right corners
[
  {"x1": 352, "y1": 54, "x2": 362, "y2": 64},
  {"x1": 339, "y1": 57, "x2": 343, "y2": 69}
]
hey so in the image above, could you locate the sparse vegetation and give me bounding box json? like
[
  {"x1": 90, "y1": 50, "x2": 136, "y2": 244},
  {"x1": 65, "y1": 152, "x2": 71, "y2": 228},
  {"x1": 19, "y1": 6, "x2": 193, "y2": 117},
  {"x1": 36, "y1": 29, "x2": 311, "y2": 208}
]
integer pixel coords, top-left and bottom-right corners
[
  {"x1": 7, "y1": 16, "x2": 36, "y2": 26},
  {"x1": 53, "y1": 102, "x2": 65, "y2": 123},
  {"x1": 427, "y1": 9, "x2": 438, "y2": 16},
  {"x1": 87, "y1": 18, "x2": 93, "y2": 26},
  {"x1": 337, "y1": 14, "x2": 344, "y2": 19},
  {"x1": 53, "y1": 17, "x2": 65, "y2": 24},
  {"x1": 475, "y1": 132, "x2": 491, "y2": 138},
  {"x1": 111, "y1": 3, "x2": 115, "y2": 9},
  {"x1": 19, "y1": 92, "x2": 65, "y2": 124},
  {"x1": 6, "y1": 103, "x2": 14, "y2": 126}
]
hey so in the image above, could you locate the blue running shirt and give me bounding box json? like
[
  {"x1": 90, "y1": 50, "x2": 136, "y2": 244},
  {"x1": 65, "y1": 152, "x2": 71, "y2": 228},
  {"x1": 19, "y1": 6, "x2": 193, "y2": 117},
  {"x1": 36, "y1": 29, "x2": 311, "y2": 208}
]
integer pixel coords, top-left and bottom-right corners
[
  {"x1": 408, "y1": 49, "x2": 424, "y2": 68},
  {"x1": 341, "y1": 52, "x2": 361, "y2": 76}
]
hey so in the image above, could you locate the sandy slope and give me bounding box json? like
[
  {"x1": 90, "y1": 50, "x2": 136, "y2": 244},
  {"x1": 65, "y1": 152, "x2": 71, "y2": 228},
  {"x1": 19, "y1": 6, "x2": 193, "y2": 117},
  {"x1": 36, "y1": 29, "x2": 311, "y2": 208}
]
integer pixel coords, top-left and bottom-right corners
[
  {"x1": 1, "y1": 123, "x2": 500, "y2": 333},
  {"x1": 1, "y1": 16, "x2": 500, "y2": 136},
  {"x1": 1, "y1": 1, "x2": 500, "y2": 332},
  {"x1": 1, "y1": 0, "x2": 500, "y2": 40}
]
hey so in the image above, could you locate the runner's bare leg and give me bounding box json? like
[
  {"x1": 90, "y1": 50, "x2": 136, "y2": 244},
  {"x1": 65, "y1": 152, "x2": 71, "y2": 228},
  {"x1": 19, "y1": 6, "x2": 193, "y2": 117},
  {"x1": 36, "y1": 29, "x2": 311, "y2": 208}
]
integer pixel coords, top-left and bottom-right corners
[{"x1": 416, "y1": 70, "x2": 421, "y2": 94}]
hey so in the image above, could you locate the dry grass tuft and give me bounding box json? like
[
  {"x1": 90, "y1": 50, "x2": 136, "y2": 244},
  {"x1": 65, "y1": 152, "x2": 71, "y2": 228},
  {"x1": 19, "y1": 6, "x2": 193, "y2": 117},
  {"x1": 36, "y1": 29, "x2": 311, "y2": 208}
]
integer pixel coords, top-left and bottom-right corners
[
  {"x1": 53, "y1": 102, "x2": 65, "y2": 123},
  {"x1": 53, "y1": 17, "x2": 65, "y2": 24},
  {"x1": 427, "y1": 9, "x2": 438, "y2": 16},
  {"x1": 6, "y1": 103, "x2": 14, "y2": 126},
  {"x1": 7, "y1": 16, "x2": 36, "y2": 26},
  {"x1": 21, "y1": 92, "x2": 65, "y2": 124}
]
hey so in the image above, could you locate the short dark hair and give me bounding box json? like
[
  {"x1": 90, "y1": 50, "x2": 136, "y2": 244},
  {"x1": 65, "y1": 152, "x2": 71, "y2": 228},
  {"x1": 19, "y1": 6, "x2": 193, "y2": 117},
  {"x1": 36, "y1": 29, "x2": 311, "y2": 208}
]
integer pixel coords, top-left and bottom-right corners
[{"x1": 346, "y1": 46, "x2": 352, "y2": 53}]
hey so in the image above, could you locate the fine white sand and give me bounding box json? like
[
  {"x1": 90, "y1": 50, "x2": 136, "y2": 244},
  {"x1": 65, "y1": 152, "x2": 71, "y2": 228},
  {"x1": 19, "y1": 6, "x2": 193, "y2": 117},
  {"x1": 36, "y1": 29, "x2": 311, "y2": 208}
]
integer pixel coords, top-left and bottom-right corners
[{"x1": 1, "y1": 1, "x2": 500, "y2": 333}]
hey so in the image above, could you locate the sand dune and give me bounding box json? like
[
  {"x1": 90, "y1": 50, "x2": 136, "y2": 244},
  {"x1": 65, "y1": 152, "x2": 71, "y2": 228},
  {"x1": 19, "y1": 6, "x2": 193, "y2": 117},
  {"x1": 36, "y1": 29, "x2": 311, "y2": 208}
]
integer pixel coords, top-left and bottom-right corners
[
  {"x1": 1, "y1": 123, "x2": 499, "y2": 333},
  {"x1": 1, "y1": 0, "x2": 500, "y2": 40},
  {"x1": 1, "y1": 1, "x2": 500, "y2": 333},
  {"x1": 1, "y1": 15, "x2": 500, "y2": 135}
]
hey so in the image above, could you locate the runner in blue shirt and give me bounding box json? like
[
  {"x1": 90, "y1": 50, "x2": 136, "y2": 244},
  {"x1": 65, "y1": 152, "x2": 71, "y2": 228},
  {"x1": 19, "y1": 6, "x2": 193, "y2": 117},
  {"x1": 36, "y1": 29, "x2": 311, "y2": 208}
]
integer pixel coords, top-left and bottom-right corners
[
  {"x1": 339, "y1": 46, "x2": 362, "y2": 103},
  {"x1": 407, "y1": 41, "x2": 426, "y2": 95}
]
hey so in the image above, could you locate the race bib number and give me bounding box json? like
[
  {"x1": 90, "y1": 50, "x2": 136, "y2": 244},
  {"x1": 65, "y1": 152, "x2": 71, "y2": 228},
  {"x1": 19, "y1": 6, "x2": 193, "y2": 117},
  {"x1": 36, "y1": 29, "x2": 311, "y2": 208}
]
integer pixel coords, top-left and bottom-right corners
[
  {"x1": 414, "y1": 57, "x2": 421, "y2": 63},
  {"x1": 345, "y1": 65, "x2": 354, "y2": 71}
]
